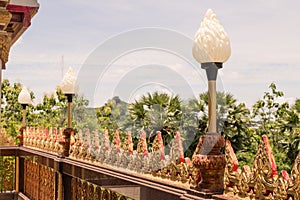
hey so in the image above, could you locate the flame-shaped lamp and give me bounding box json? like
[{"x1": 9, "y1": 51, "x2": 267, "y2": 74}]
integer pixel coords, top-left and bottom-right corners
[{"x1": 192, "y1": 9, "x2": 230, "y2": 194}]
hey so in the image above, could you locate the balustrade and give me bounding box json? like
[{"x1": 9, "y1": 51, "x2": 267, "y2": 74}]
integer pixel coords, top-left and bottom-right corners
[
  {"x1": 6, "y1": 126, "x2": 300, "y2": 199},
  {"x1": 20, "y1": 126, "x2": 201, "y2": 188},
  {"x1": 1, "y1": 126, "x2": 206, "y2": 200},
  {"x1": 23, "y1": 127, "x2": 65, "y2": 155},
  {"x1": 68, "y1": 129, "x2": 200, "y2": 187}
]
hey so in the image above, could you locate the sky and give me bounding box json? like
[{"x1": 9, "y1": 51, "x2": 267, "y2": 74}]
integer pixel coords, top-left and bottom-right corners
[{"x1": 3, "y1": 0, "x2": 300, "y2": 107}]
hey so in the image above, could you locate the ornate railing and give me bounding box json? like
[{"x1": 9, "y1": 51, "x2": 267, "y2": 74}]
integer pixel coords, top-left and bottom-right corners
[
  {"x1": 23, "y1": 127, "x2": 200, "y2": 187},
  {"x1": 225, "y1": 135, "x2": 300, "y2": 199},
  {"x1": 9, "y1": 126, "x2": 300, "y2": 200},
  {"x1": 70, "y1": 129, "x2": 200, "y2": 187},
  {"x1": 71, "y1": 177, "x2": 132, "y2": 200},
  {"x1": 24, "y1": 158, "x2": 56, "y2": 200},
  {"x1": 3, "y1": 126, "x2": 300, "y2": 199},
  {"x1": 23, "y1": 127, "x2": 66, "y2": 155},
  {"x1": 0, "y1": 156, "x2": 15, "y2": 192}
]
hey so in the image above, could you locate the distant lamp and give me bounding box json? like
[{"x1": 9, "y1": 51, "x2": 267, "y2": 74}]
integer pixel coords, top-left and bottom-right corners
[
  {"x1": 18, "y1": 87, "x2": 32, "y2": 127},
  {"x1": 61, "y1": 67, "x2": 76, "y2": 128},
  {"x1": 17, "y1": 86, "x2": 32, "y2": 146}
]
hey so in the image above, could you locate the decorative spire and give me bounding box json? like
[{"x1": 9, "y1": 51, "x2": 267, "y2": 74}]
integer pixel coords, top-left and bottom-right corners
[
  {"x1": 137, "y1": 130, "x2": 148, "y2": 156},
  {"x1": 113, "y1": 130, "x2": 121, "y2": 153},
  {"x1": 157, "y1": 131, "x2": 165, "y2": 160},
  {"x1": 170, "y1": 131, "x2": 184, "y2": 163},
  {"x1": 123, "y1": 132, "x2": 133, "y2": 154}
]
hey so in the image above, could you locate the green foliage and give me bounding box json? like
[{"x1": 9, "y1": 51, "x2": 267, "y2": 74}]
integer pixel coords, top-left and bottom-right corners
[
  {"x1": 252, "y1": 83, "x2": 300, "y2": 172},
  {"x1": 29, "y1": 87, "x2": 92, "y2": 130},
  {"x1": 128, "y1": 92, "x2": 182, "y2": 149},
  {"x1": 1, "y1": 80, "x2": 34, "y2": 137},
  {"x1": 1, "y1": 80, "x2": 91, "y2": 136},
  {"x1": 96, "y1": 96, "x2": 128, "y2": 141},
  {"x1": 293, "y1": 99, "x2": 300, "y2": 114}
]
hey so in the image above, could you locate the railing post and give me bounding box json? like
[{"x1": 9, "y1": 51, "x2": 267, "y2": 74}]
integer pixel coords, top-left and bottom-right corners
[
  {"x1": 15, "y1": 157, "x2": 19, "y2": 192},
  {"x1": 16, "y1": 127, "x2": 25, "y2": 194},
  {"x1": 19, "y1": 157, "x2": 24, "y2": 193},
  {"x1": 54, "y1": 160, "x2": 63, "y2": 200},
  {"x1": 62, "y1": 174, "x2": 72, "y2": 200},
  {"x1": 55, "y1": 164, "x2": 72, "y2": 200}
]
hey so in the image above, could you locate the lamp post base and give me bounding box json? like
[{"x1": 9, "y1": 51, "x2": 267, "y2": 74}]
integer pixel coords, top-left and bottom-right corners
[
  {"x1": 192, "y1": 132, "x2": 226, "y2": 194},
  {"x1": 17, "y1": 127, "x2": 25, "y2": 146},
  {"x1": 59, "y1": 128, "x2": 73, "y2": 157}
]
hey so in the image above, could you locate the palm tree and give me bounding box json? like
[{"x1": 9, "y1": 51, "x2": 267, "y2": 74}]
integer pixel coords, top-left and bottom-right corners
[
  {"x1": 128, "y1": 92, "x2": 182, "y2": 148},
  {"x1": 185, "y1": 92, "x2": 254, "y2": 164}
]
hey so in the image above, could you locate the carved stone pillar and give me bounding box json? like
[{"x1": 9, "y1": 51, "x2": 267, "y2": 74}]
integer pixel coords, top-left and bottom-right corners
[
  {"x1": 0, "y1": 25, "x2": 12, "y2": 68},
  {"x1": 192, "y1": 132, "x2": 226, "y2": 194},
  {"x1": 0, "y1": 11, "x2": 12, "y2": 120}
]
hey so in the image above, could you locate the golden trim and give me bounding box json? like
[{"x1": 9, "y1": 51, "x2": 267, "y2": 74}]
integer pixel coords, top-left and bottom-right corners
[
  {"x1": 0, "y1": 32, "x2": 11, "y2": 64},
  {"x1": 0, "y1": 8, "x2": 12, "y2": 29}
]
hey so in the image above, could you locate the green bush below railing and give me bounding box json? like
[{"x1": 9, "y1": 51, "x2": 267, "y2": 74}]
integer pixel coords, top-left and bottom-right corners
[{"x1": 0, "y1": 156, "x2": 15, "y2": 193}]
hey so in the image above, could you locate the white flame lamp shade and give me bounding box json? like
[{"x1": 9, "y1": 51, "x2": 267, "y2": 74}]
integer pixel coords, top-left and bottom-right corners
[
  {"x1": 192, "y1": 9, "x2": 231, "y2": 80},
  {"x1": 61, "y1": 67, "x2": 76, "y2": 95},
  {"x1": 61, "y1": 67, "x2": 76, "y2": 103},
  {"x1": 18, "y1": 87, "x2": 32, "y2": 107}
]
